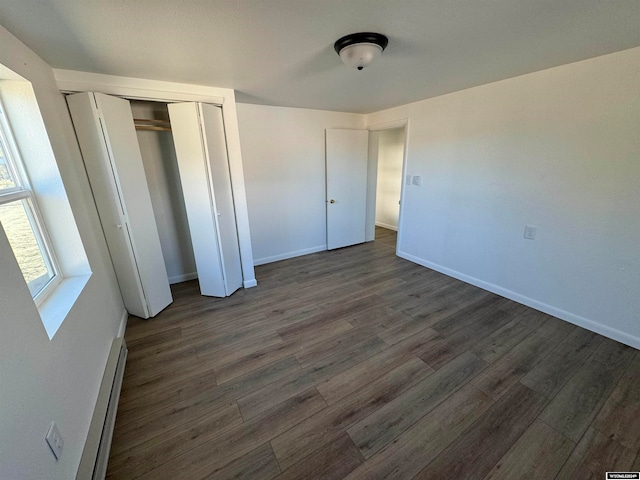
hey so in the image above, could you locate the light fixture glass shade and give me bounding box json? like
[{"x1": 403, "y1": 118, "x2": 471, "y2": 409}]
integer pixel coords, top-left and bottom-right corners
[{"x1": 338, "y1": 43, "x2": 383, "y2": 70}]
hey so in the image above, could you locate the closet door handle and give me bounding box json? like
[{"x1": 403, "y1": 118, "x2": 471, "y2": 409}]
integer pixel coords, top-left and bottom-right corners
[{"x1": 329, "y1": 199, "x2": 336, "y2": 204}]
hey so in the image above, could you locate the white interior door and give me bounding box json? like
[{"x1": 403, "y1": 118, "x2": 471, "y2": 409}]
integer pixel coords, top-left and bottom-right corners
[
  {"x1": 67, "y1": 92, "x2": 173, "y2": 318},
  {"x1": 326, "y1": 129, "x2": 369, "y2": 250},
  {"x1": 168, "y1": 102, "x2": 243, "y2": 297}
]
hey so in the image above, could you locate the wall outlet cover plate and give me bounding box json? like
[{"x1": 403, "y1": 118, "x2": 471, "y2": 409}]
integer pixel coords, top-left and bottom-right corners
[{"x1": 524, "y1": 225, "x2": 537, "y2": 240}]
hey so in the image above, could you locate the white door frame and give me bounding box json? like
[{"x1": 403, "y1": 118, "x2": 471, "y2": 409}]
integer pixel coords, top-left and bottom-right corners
[
  {"x1": 54, "y1": 70, "x2": 257, "y2": 288},
  {"x1": 366, "y1": 118, "x2": 410, "y2": 255}
]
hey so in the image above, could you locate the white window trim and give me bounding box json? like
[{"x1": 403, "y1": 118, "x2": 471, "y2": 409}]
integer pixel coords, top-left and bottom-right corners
[
  {"x1": 0, "y1": 102, "x2": 63, "y2": 304},
  {"x1": 0, "y1": 73, "x2": 93, "y2": 340}
]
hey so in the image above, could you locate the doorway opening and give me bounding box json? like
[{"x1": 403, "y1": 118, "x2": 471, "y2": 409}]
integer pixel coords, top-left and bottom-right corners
[{"x1": 371, "y1": 126, "x2": 406, "y2": 250}]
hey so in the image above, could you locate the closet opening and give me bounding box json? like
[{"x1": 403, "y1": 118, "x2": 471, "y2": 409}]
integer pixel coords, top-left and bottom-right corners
[
  {"x1": 67, "y1": 91, "x2": 249, "y2": 318},
  {"x1": 130, "y1": 100, "x2": 197, "y2": 285}
]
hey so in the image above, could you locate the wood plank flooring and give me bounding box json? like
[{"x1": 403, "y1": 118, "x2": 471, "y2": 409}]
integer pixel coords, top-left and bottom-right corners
[{"x1": 107, "y1": 227, "x2": 640, "y2": 479}]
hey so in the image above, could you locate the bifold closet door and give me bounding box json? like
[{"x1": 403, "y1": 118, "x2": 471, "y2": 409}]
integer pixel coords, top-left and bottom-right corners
[
  {"x1": 168, "y1": 102, "x2": 243, "y2": 297},
  {"x1": 66, "y1": 92, "x2": 172, "y2": 318}
]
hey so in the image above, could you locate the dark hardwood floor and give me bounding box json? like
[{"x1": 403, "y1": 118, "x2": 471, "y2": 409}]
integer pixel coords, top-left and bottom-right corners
[{"x1": 107, "y1": 227, "x2": 640, "y2": 479}]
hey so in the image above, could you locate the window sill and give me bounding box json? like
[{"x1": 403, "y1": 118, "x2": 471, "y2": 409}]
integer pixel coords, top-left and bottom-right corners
[{"x1": 39, "y1": 273, "x2": 92, "y2": 340}]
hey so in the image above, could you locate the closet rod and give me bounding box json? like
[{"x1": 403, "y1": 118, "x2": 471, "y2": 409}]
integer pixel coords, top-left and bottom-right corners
[
  {"x1": 133, "y1": 117, "x2": 170, "y2": 124},
  {"x1": 135, "y1": 125, "x2": 172, "y2": 131},
  {"x1": 133, "y1": 118, "x2": 172, "y2": 131}
]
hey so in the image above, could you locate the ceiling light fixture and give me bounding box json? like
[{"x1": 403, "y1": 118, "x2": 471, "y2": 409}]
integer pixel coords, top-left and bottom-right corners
[{"x1": 334, "y1": 32, "x2": 389, "y2": 70}]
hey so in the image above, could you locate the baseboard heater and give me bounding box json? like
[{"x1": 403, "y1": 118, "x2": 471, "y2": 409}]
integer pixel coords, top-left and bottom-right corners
[{"x1": 76, "y1": 337, "x2": 128, "y2": 480}]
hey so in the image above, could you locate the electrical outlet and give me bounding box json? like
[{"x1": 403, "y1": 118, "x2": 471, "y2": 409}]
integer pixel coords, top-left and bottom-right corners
[
  {"x1": 412, "y1": 175, "x2": 422, "y2": 186},
  {"x1": 524, "y1": 225, "x2": 537, "y2": 240},
  {"x1": 45, "y1": 422, "x2": 64, "y2": 460}
]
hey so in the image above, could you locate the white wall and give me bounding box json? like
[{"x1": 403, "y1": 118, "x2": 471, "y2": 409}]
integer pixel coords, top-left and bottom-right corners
[
  {"x1": 131, "y1": 101, "x2": 197, "y2": 284},
  {"x1": 236, "y1": 104, "x2": 364, "y2": 265},
  {"x1": 0, "y1": 25, "x2": 125, "y2": 479},
  {"x1": 375, "y1": 127, "x2": 405, "y2": 231},
  {"x1": 366, "y1": 46, "x2": 640, "y2": 348}
]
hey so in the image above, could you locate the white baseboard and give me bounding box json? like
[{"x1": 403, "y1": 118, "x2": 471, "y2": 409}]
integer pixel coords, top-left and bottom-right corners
[
  {"x1": 397, "y1": 250, "x2": 640, "y2": 350},
  {"x1": 243, "y1": 278, "x2": 258, "y2": 288},
  {"x1": 253, "y1": 245, "x2": 327, "y2": 266},
  {"x1": 168, "y1": 272, "x2": 198, "y2": 284},
  {"x1": 169, "y1": 272, "x2": 257, "y2": 289},
  {"x1": 375, "y1": 222, "x2": 398, "y2": 231}
]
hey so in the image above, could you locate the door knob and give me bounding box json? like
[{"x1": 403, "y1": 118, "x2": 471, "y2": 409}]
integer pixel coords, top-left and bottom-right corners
[{"x1": 329, "y1": 199, "x2": 336, "y2": 204}]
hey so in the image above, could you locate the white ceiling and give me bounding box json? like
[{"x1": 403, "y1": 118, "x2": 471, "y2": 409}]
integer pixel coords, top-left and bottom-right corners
[{"x1": 1, "y1": 0, "x2": 640, "y2": 113}]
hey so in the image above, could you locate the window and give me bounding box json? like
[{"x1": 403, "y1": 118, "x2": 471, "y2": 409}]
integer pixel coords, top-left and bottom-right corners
[{"x1": 0, "y1": 102, "x2": 61, "y2": 302}]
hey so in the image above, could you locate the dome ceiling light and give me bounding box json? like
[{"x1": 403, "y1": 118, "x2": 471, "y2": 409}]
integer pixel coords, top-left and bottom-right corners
[{"x1": 334, "y1": 32, "x2": 389, "y2": 70}]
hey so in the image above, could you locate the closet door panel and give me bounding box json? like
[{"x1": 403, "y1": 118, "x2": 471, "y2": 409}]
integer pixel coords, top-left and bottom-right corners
[
  {"x1": 94, "y1": 93, "x2": 173, "y2": 316},
  {"x1": 66, "y1": 92, "x2": 172, "y2": 318},
  {"x1": 66, "y1": 92, "x2": 148, "y2": 318},
  {"x1": 168, "y1": 102, "x2": 226, "y2": 297},
  {"x1": 199, "y1": 104, "x2": 243, "y2": 295}
]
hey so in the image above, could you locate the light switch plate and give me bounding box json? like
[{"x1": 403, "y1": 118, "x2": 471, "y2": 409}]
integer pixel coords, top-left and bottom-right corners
[
  {"x1": 45, "y1": 422, "x2": 64, "y2": 460},
  {"x1": 412, "y1": 175, "x2": 422, "y2": 186}
]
